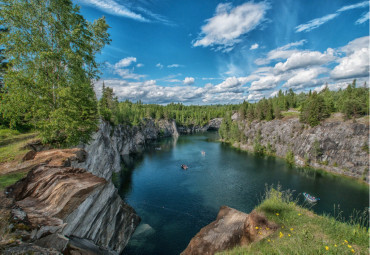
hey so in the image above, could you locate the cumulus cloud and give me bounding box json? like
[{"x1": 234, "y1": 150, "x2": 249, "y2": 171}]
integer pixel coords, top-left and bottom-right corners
[
  {"x1": 254, "y1": 39, "x2": 307, "y2": 65},
  {"x1": 283, "y1": 67, "x2": 328, "y2": 89},
  {"x1": 356, "y1": 12, "x2": 369, "y2": 24},
  {"x1": 249, "y1": 75, "x2": 281, "y2": 91},
  {"x1": 183, "y1": 77, "x2": 195, "y2": 85},
  {"x1": 136, "y1": 63, "x2": 144, "y2": 68},
  {"x1": 109, "y1": 57, "x2": 145, "y2": 80},
  {"x1": 274, "y1": 49, "x2": 336, "y2": 72},
  {"x1": 193, "y1": 2, "x2": 269, "y2": 50},
  {"x1": 250, "y1": 43, "x2": 259, "y2": 50},
  {"x1": 295, "y1": 1, "x2": 369, "y2": 32}
]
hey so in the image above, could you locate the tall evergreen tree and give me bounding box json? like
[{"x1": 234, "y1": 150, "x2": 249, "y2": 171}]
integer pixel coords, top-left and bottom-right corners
[{"x1": 0, "y1": 0, "x2": 110, "y2": 145}]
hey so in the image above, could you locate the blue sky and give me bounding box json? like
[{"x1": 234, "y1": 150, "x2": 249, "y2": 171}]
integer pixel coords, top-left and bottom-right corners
[{"x1": 74, "y1": 0, "x2": 369, "y2": 104}]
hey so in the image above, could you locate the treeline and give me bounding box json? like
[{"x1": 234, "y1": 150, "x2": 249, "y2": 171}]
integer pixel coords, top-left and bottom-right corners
[
  {"x1": 236, "y1": 80, "x2": 368, "y2": 126},
  {"x1": 98, "y1": 84, "x2": 237, "y2": 127}
]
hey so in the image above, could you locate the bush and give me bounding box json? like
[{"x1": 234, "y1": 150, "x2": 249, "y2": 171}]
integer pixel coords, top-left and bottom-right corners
[{"x1": 286, "y1": 150, "x2": 294, "y2": 165}]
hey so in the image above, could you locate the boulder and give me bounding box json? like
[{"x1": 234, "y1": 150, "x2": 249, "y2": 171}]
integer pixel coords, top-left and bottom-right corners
[{"x1": 181, "y1": 206, "x2": 277, "y2": 255}]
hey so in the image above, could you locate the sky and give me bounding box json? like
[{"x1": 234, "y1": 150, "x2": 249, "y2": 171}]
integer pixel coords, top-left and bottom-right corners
[{"x1": 74, "y1": 0, "x2": 369, "y2": 104}]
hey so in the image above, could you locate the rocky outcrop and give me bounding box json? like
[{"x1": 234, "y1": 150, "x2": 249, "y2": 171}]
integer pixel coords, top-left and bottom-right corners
[
  {"x1": 3, "y1": 148, "x2": 140, "y2": 254},
  {"x1": 236, "y1": 117, "x2": 369, "y2": 182},
  {"x1": 74, "y1": 119, "x2": 179, "y2": 180},
  {"x1": 177, "y1": 118, "x2": 223, "y2": 134},
  {"x1": 182, "y1": 206, "x2": 277, "y2": 255}
]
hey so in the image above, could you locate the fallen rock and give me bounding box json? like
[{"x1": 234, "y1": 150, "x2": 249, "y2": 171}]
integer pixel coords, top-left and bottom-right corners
[{"x1": 181, "y1": 206, "x2": 277, "y2": 255}]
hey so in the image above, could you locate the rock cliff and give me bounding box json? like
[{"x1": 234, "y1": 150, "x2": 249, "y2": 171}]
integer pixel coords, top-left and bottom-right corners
[
  {"x1": 235, "y1": 117, "x2": 369, "y2": 182},
  {"x1": 2, "y1": 149, "x2": 140, "y2": 254},
  {"x1": 74, "y1": 119, "x2": 179, "y2": 180},
  {"x1": 177, "y1": 118, "x2": 223, "y2": 134}
]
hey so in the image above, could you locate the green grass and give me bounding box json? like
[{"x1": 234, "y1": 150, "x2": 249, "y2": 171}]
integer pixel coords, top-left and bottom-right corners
[
  {"x1": 0, "y1": 129, "x2": 38, "y2": 164},
  {"x1": 0, "y1": 171, "x2": 27, "y2": 190},
  {"x1": 219, "y1": 186, "x2": 369, "y2": 255},
  {"x1": 281, "y1": 111, "x2": 300, "y2": 118}
]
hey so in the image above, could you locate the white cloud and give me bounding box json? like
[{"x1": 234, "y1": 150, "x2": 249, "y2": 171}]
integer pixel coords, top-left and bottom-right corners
[
  {"x1": 192, "y1": 2, "x2": 269, "y2": 50},
  {"x1": 78, "y1": 0, "x2": 148, "y2": 22},
  {"x1": 356, "y1": 12, "x2": 369, "y2": 24},
  {"x1": 295, "y1": 1, "x2": 369, "y2": 32},
  {"x1": 295, "y1": 13, "x2": 339, "y2": 33},
  {"x1": 247, "y1": 91, "x2": 264, "y2": 101},
  {"x1": 114, "y1": 57, "x2": 136, "y2": 68},
  {"x1": 183, "y1": 77, "x2": 195, "y2": 85},
  {"x1": 167, "y1": 64, "x2": 183, "y2": 68},
  {"x1": 250, "y1": 43, "x2": 259, "y2": 50},
  {"x1": 249, "y1": 75, "x2": 281, "y2": 91},
  {"x1": 156, "y1": 63, "x2": 164, "y2": 69},
  {"x1": 136, "y1": 63, "x2": 144, "y2": 68},
  {"x1": 274, "y1": 49, "x2": 335, "y2": 72},
  {"x1": 283, "y1": 67, "x2": 328, "y2": 89},
  {"x1": 331, "y1": 48, "x2": 369, "y2": 80},
  {"x1": 254, "y1": 39, "x2": 307, "y2": 65}
]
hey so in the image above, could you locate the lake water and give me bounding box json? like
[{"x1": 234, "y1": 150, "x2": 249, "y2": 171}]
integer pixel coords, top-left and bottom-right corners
[{"x1": 119, "y1": 132, "x2": 369, "y2": 255}]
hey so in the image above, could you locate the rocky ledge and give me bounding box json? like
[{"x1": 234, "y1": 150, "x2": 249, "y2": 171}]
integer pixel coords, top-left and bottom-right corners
[
  {"x1": 1, "y1": 148, "x2": 140, "y2": 254},
  {"x1": 182, "y1": 206, "x2": 278, "y2": 255}
]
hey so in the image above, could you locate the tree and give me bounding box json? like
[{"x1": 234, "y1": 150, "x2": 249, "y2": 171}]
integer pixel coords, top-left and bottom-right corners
[
  {"x1": 299, "y1": 92, "x2": 330, "y2": 126},
  {"x1": 0, "y1": 0, "x2": 110, "y2": 145}
]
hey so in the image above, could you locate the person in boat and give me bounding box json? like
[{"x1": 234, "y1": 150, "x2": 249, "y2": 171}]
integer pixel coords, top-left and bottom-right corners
[{"x1": 181, "y1": 164, "x2": 188, "y2": 170}]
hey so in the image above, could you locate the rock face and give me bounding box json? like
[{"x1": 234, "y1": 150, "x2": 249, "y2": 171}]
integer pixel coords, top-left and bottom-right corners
[
  {"x1": 181, "y1": 206, "x2": 277, "y2": 255},
  {"x1": 4, "y1": 148, "x2": 140, "y2": 254},
  {"x1": 177, "y1": 118, "x2": 223, "y2": 134},
  {"x1": 237, "y1": 117, "x2": 369, "y2": 182},
  {"x1": 74, "y1": 119, "x2": 179, "y2": 180}
]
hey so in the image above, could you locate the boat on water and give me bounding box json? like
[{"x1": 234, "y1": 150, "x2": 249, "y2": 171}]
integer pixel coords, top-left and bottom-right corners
[
  {"x1": 181, "y1": 164, "x2": 188, "y2": 170},
  {"x1": 303, "y1": 192, "x2": 320, "y2": 203}
]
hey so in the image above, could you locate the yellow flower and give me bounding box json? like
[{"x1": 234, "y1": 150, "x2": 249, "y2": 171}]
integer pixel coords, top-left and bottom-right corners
[
  {"x1": 290, "y1": 228, "x2": 294, "y2": 231},
  {"x1": 276, "y1": 213, "x2": 279, "y2": 216},
  {"x1": 279, "y1": 232, "x2": 284, "y2": 238},
  {"x1": 288, "y1": 234, "x2": 291, "y2": 237},
  {"x1": 348, "y1": 245, "x2": 352, "y2": 248},
  {"x1": 334, "y1": 244, "x2": 337, "y2": 247},
  {"x1": 325, "y1": 246, "x2": 329, "y2": 251},
  {"x1": 351, "y1": 249, "x2": 355, "y2": 253},
  {"x1": 267, "y1": 239, "x2": 271, "y2": 242},
  {"x1": 266, "y1": 227, "x2": 269, "y2": 230},
  {"x1": 255, "y1": 226, "x2": 259, "y2": 229},
  {"x1": 344, "y1": 240, "x2": 348, "y2": 243},
  {"x1": 298, "y1": 213, "x2": 302, "y2": 216}
]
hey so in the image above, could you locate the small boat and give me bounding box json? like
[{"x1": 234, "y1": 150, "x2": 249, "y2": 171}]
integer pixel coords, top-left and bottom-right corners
[
  {"x1": 181, "y1": 164, "x2": 188, "y2": 170},
  {"x1": 303, "y1": 192, "x2": 320, "y2": 203},
  {"x1": 201, "y1": 151, "x2": 206, "y2": 156}
]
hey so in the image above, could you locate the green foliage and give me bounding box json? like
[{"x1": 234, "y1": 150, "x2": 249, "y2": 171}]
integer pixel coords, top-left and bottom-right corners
[
  {"x1": 285, "y1": 150, "x2": 294, "y2": 165},
  {"x1": 312, "y1": 139, "x2": 323, "y2": 159},
  {"x1": 0, "y1": 0, "x2": 110, "y2": 146},
  {"x1": 361, "y1": 142, "x2": 369, "y2": 154},
  {"x1": 0, "y1": 172, "x2": 27, "y2": 190},
  {"x1": 300, "y1": 91, "x2": 330, "y2": 126},
  {"x1": 253, "y1": 130, "x2": 266, "y2": 156}
]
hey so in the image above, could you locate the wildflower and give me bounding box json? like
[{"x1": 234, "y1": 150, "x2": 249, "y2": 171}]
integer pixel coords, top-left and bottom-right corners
[
  {"x1": 266, "y1": 227, "x2": 269, "y2": 230},
  {"x1": 290, "y1": 228, "x2": 294, "y2": 231},
  {"x1": 255, "y1": 226, "x2": 259, "y2": 230},
  {"x1": 276, "y1": 213, "x2": 279, "y2": 216},
  {"x1": 267, "y1": 239, "x2": 270, "y2": 242},
  {"x1": 351, "y1": 249, "x2": 355, "y2": 253},
  {"x1": 334, "y1": 244, "x2": 337, "y2": 247},
  {"x1": 347, "y1": 245, "x2": 352, "y2": 248},
  {"x1": 279, "y1": 232, "x2": 284, "y2": 238},
  {"x1": 298, "y1": 213, "x2": 302, "y2": 216},
  {"x1": 325, "y1": 246, "x2": 329, "y2": 251},
  {"x1": 344, "y1": 240, "x2": 348, "y2": 243},
  {"x1": 288, "y1": 234, "x2": 291, "y2": 237}
]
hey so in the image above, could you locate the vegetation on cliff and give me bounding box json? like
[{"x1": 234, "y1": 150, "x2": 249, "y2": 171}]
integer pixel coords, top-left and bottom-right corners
[{"x1": 220, "y1": 186, "x2": 369, "y2": 255}]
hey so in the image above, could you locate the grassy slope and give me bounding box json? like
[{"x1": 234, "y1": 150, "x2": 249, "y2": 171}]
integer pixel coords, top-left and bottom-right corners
[
  {"x1": 0, "y1": 129, "x2": 38, "y2": 190},
  {"x1": 219, "y1": 188, "x2": 369, "y2": 255}
]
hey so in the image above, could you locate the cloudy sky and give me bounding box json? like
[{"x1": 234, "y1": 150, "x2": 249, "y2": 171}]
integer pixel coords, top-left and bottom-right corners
[{"x1": 75, "y1": 0, "x2": 369, "y2": 104}]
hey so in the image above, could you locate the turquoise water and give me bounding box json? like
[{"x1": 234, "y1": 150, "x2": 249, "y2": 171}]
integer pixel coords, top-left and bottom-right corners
[{"x1": 119, "y1": 132, "x2": 369, "y2": 255}]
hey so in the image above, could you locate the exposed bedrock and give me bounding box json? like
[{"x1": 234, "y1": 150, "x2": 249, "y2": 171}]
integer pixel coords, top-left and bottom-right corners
[
  {"x1": 236, "y1": 117, "x2": 369, "y2": 182},
  {"x1": 182, "y1": 206, "x2": 278, "y2": 255},
  {"x1": 3, "y1": 148, "x2": 140, "y2": 254}
]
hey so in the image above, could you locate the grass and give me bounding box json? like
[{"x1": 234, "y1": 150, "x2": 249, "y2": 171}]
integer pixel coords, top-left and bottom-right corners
[
  {"x1": 0, "y1": 128, "x2": 38, "y2": 164},
  {"x1": 0, "y1": 171, "x2": 27, "y2": 190},
  {"x1": 219, "y1": 186, "x2": 369, "y2": 255}
]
